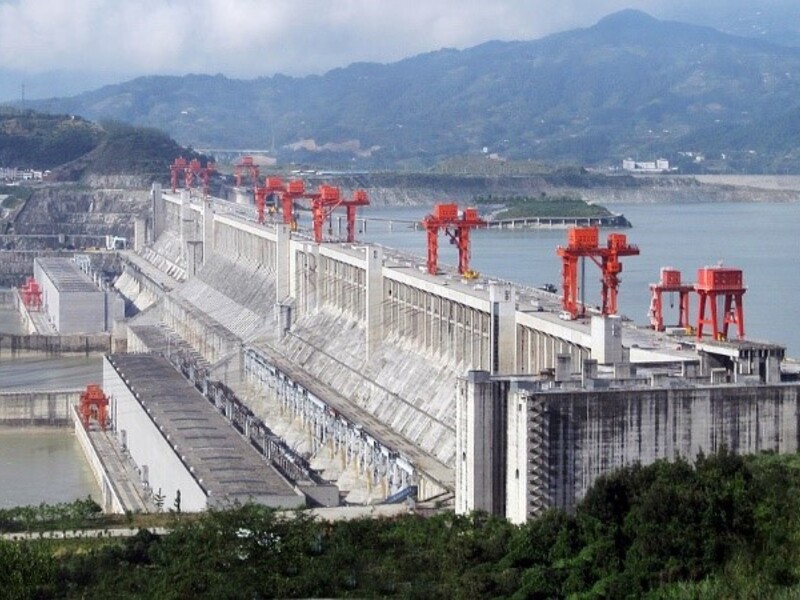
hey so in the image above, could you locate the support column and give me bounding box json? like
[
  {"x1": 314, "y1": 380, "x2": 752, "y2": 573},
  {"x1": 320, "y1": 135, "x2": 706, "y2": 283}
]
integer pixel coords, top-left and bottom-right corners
[
  {"x1": 202, "y1": 197, "x2": 214, "y2": 264},
  {"x1": 489, "y1": 284, "x2": 516, "y2": 375},
  {"x1": 591, "y1": 315, "x2": 623, "y2": 365},
  {"x1": 151, "y1": 183, "x2": 165, "y2": 242},
  {"x1": 456, "y1": 370, "x2": 507, "y2": 517},
  {"x1": 179, "y1": 189, "x2": 191, "y2": 262},
  {"x1": 275, "y1": 224, "x2": 291, "y2": 302},
  {"x1": 186, "y1": 241, "x2": 203, "y2": 278},
  {"x1": 133, "y1": 217, "x2": 146, "y2": 252},
  {"x1": 294, "y1": 243, "x2": 320, "y2": 317},
  {"x1": 365, "y1": 246, "x2": 383, "y2": 359}
]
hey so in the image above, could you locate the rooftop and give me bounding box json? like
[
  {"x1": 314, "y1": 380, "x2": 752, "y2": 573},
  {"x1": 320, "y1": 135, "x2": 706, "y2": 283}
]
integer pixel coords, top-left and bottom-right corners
[
  {"x1": 105, "y1": 353, "x2": 300, "y2": 504},
  {"x1": 35, "y1": 257, "x2": 98, "y2": 294}
]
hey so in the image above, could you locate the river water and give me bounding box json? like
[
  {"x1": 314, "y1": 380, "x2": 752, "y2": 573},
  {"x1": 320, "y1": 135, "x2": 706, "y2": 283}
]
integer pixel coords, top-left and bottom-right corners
[
  {"x1": 0, "y1": 429, "x2": 101, "y2": 509},
  {"x1": 0, "y1": 356, "x2": 104, "y2": 509},
  {"x1": 359, "y1": 202, "x2": 800, "y2": 358}
]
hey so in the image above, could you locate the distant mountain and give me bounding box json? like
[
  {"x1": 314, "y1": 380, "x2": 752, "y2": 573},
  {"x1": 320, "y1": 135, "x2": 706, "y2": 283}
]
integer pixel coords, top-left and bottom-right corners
[{"x1": 22, "y1": 10, "x2": 800, "y2": 172}]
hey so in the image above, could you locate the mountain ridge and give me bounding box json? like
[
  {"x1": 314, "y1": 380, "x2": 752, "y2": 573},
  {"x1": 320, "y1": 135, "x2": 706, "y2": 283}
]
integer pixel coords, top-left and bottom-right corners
[{"x1": 18, "y1": 10, "x2": 800, "y2": 172}]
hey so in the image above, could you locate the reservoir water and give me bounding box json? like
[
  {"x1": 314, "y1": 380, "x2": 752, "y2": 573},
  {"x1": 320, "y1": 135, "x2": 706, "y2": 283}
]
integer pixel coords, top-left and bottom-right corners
[
  {"x1": 0, "y1": 429, "x2": 101, "y2": 509},
  {"x1": 0, "y1": 357, "x2": 104, "y2": 508},
  {"x1": 359, "y1": 202, "x2": 800, "y2": 358}
]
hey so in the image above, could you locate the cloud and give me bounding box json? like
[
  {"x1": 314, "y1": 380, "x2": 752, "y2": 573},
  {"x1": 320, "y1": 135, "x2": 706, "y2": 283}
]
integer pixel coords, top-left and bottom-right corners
[
  {"x1": 0, "y1": 0, "x2": 673, "y2": 81},
  {"x1": 2, "y1": 0, "x2": 782, "y2": 97}
]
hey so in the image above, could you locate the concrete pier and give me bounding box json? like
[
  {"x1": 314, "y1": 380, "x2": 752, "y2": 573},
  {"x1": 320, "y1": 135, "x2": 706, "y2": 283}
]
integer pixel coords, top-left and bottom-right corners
[{"x1": 72, "y1": 407, "x2": 152, "y2": 514}]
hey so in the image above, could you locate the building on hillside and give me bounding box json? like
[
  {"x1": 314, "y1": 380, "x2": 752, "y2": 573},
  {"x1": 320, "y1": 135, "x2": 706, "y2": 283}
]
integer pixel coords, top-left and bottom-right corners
[{"x1": 622, "y1": 158, "x2": 670, "y2": 173}]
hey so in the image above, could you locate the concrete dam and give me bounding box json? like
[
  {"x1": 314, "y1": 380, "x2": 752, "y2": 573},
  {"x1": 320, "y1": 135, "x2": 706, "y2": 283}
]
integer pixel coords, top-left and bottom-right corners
[{"x1": 98, "y1": 184, "x2": 798, "y2": 518}]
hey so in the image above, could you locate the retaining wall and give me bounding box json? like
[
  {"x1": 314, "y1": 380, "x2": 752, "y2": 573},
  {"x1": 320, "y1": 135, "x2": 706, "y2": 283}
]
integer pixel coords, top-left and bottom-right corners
[
  {"x1": 0, "y1": 390, "x2": 80, "y2": 426},
  {"x1": 71, "y1": 407, "x2": 126, "y2": 514},
  {"x1": 0, "y1": 333, "x2": 111, "y2": 357}
]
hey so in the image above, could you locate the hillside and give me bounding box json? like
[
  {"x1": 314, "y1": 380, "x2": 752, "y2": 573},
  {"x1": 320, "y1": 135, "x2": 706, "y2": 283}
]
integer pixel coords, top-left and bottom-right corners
[
  {"x1": 22, "y1": 10, "x2": 800, "y2": 172},
  {"x1": 0, "y1": 109, "x2": 206, "y2": 184},
  {"x1": 0, "y1": 109, "x2": 101, "y2": 169}
]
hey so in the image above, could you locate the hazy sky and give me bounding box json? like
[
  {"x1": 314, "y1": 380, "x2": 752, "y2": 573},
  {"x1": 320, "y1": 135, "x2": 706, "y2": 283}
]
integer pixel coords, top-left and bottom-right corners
[{"x1": 0, "y1": 0, "x2": 790, "y2": 99}]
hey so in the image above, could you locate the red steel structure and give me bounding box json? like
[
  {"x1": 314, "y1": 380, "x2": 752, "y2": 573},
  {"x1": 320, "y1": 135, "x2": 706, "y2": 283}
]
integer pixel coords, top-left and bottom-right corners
[
  {"x1": 421, "y1": 204, "x2": 485, "y2": 277},
  {"x1": 295, "y1": 185, "x2": 370, "y2": 242},
  {"x1": 234, "y1": 156, "x2": 259, "y2": 187},
  {"x1": 556, "y1": 226, "x2": 639, "y2": 319},
  {"x1": 307, "y1": 185, "x2": 343, "y2": 243},
  {"x1": 648, "y1": 268, "x2": 693, "y2": 331},
  {"x1": 79, "y1": 384, "x2": 109, "y2": 431},
  {"x1": 279, "y1": 180, "x2": 307, "y2": 230},
  {"x1": 20, "y1": 276, "x2": 42, "y2": 311},
  {"x1": 170, "y1": 156, "x2": 215, "y2": 195},
  {"x1": 339, "y1": 189, "x2": 370, "y2": 243},
  {"x1": 254, "y1": 177, "x2": 285, "y2": 224},
  {"x1": 170, "y1": 156, "x2": 188, "y2": 192},
  {"x1": 695, "y1": 266, "x2": 746, "y2": 340}
]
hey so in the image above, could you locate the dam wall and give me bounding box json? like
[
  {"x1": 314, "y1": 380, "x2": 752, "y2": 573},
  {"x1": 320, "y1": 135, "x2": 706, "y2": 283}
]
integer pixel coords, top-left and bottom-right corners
[
  {"x1": 513, "y1": 384, "x2": 800, "y2": 519},
  {"x1": 0, "y1": 333, "x2": 112, "y2": 357},
  {"x1": 0, "y1": 391, "x2": 80, "y2": 426},
  {"x1": 159, "y1": 190, "x2": 587, "y2": 375},
  {"x1": 137, "y1": 190, "x2": 672, "y2": 502}
]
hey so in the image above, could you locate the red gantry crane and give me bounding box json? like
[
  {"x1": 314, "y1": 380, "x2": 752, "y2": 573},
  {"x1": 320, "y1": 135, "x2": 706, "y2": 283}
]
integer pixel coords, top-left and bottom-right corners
[
  {"x1": 421, "y1": 203, "x2": 485, "y2": 277},
  {"x1": 695, "y1": 266, "x2": 746, "y2": 341},
  {"x1": 556, "y1": 226, "x2": 639, "y2": 319},
  {"x1": 306, "y1": 185, "x2": 343, "y2": 243},
  {"x1": 170, "y1": 156, "x2": 215, "y2": 195},
  {"x1": 254, "y1": 176, "x2": 285, "y2": 224},
  {"x1": 78, "y1": 384, "x2": 109, "y2": 431},
  {"x1": 234, "y1": 156, "x2": 259, "y2": 188},
  {"x1": 279, "y1": 179, "x2": 306, "y2": 230},
  {"x1": 297, "y1": 184, "x2": 370, "y2": 242},
  {"x1": 648, "y1": 267, "x2": 693, "y2": 332},
  {"x1": 340, "y1": 189, "x2": 370, "y2": 243},
  {"x1": 20, "y1": 276, "x2": 42, "y2": 311},
  {"x1": 170, "y1": 156, "x2": 188, "y2": 192}
]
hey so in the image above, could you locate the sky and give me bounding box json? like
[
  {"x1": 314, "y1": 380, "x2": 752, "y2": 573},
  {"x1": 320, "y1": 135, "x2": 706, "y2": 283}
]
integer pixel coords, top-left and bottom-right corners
[{"x1": 0, "y1": 0, "x2": 793, "y2": 101}]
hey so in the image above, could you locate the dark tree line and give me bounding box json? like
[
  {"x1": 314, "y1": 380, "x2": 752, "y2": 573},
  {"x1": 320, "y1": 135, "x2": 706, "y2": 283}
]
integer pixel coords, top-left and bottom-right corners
[{"x1": 3, "y1": 449, "x2": 800, "y2": 599}]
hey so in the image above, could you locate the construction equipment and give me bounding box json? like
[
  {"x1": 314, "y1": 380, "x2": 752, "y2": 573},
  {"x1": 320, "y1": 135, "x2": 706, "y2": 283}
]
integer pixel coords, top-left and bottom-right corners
[
  {"x1": 170, "y1": 156, "x2": 215, "y2": 195},
  {"x1": 254, "y1": 177, "x2": 285, "y2": 224},
  {"x1": 695, "y1": 266, "x2": 746, "y2": 341},
  {"x1": 280, "y1": 180, "x2": 306, "y2": 230},
  {"x1": 79, "y1": 384, "x2": 109, "y2": 431},
  {"x1": 421, "y1": 204, "x2": 485, "y2": 276},
  {"x1": 649, "y1": 268, "x2": 693, "y2": 331},
  {"x1": 19, "y1": 276, "x2": 42, "y2": 311},
  {"x1": 170, "y1": 156, "x2": 188, "y2": 192},
  {"x1": 339, "y1": 189, "x2": 370, "y2": 243},
  {"x1": 234, "y1": 156, "x2": 259, "y2": 188},
  {"x1": 556, "y1": 226, "x2": 639, "y2": 319},
  {"x1": 306, "y1": 185, "x2": 343, "y2": 243}
]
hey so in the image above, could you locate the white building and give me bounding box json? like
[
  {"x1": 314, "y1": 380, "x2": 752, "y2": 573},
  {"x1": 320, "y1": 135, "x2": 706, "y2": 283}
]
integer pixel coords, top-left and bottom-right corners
[
  {"x1": 33, "y1": 257, "x2": 124, "y2": 334},
  {"x1": 622, "y1": 158, "x2": 670, "y2": 173}
]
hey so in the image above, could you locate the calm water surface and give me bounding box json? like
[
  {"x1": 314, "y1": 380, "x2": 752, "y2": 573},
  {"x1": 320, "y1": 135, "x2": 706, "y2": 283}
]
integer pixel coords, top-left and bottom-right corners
[
  {"x1": 0, "y1": 429, "x2": 101, "y2": 508},
  {"x1": 0, "y1": 356, "x2": 103, "y2": 508}
]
